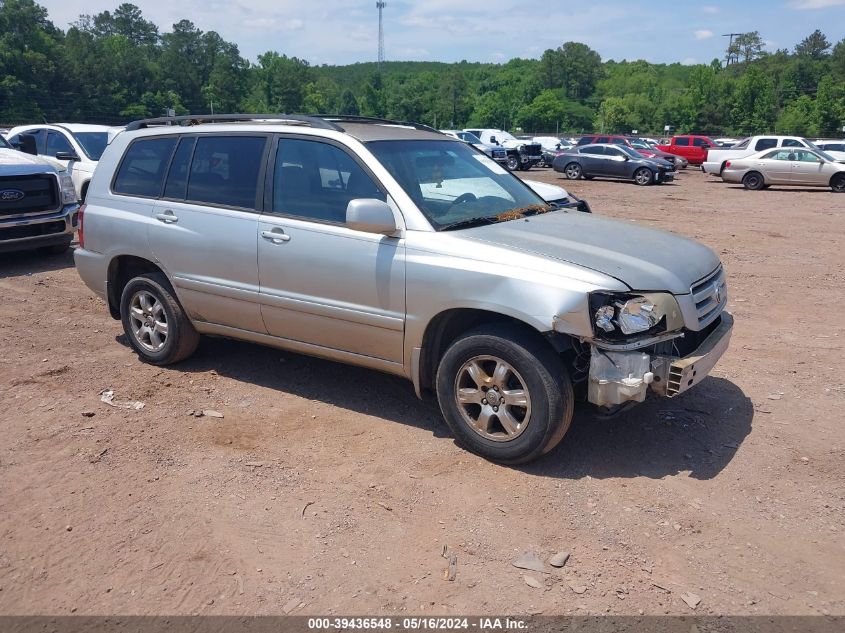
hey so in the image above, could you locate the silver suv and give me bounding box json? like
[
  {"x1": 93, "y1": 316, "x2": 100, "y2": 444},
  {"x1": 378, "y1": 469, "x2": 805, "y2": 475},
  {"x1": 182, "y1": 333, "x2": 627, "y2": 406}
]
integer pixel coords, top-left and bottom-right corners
[{"x1": 75, "y1": 114, "x2": 733, "y2": 464}]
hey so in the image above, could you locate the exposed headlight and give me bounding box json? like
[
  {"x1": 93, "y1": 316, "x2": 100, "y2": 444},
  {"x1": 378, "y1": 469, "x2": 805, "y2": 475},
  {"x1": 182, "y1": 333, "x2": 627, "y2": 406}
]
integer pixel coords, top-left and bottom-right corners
[
  {"x1": 58, "y1": 172, "x2": 77, "y2": 204},
  {"x1": 616, "y1": 297, "x2": 659, "y2": 334},
  {"x1": 590, "y1": 292, "x2": 683, "y2": 338}
]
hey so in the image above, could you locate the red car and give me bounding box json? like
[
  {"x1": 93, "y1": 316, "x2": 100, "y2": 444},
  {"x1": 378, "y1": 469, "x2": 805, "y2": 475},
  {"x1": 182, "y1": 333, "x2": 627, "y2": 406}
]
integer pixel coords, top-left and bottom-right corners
[{"x1": 654, "y1": 135, "x2": 718, "y2": 165}]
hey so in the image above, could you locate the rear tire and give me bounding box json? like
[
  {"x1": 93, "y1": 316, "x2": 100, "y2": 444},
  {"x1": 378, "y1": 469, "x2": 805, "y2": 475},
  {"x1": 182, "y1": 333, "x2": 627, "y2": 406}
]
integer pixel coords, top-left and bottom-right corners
[
  {"x1": 634, "y1": 167, "x2": 653, "y2": 186},
  {"x1": 435, "y1": 324, "x2": 574, "y2": 464},
  {"x1": 564, "y1": 163, "x2": 582, "y2": 180},
  {"x1": 831, "y1": 174, "x2": 845, "y2": 193},
  {"x1": 742, "y1": 172, "x2": 765, "y2": 191},
  {"x1": 120, "y1": 272, "x2": 199, "y2": 365}
]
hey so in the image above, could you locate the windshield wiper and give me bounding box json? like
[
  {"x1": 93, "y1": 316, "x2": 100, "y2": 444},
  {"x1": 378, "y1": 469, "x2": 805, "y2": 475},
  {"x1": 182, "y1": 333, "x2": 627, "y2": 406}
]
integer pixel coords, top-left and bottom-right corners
[{"x1": 439, "y1": 216, "x2": 498, "y2": 231}]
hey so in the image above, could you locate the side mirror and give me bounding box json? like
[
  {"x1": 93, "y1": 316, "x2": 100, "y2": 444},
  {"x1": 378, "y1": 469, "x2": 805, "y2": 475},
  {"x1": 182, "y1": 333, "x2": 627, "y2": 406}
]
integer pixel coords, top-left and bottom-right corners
[
  {"x1": 55, "y1": 151, "x2": 80, "y2": 161},
  {"x1": 18, "y1": 134, "x2": 38, "y2": 155},
  {"x1": 346, "y1": 199, "x2": 397, "y2": 235},
  {"x1": 490, "y1": 137, "x2": 498, "y2": 145}
]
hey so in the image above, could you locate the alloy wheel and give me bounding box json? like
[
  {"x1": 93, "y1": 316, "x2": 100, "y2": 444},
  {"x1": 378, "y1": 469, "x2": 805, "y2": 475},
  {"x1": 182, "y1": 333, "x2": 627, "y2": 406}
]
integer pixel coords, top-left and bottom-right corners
[{"x1": 453, "y1": 355, "x2": 532, "y2": 442}]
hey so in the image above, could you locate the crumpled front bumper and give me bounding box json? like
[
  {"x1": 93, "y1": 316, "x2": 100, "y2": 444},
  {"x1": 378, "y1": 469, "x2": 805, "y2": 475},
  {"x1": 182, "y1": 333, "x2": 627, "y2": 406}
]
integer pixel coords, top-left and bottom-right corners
[{"x1": 588, "y1": 313, "x2": 733, "y2": 408}]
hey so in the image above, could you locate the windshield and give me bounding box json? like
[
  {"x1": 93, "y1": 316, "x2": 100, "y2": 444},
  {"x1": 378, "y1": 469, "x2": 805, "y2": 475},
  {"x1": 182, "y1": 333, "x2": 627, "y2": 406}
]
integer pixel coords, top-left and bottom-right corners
[
  {"x1": 630, "y1": 140, "x2": 651, "y2": 149},
  {"x1": 815, "y1": 149, "x2": 836, "y2": 162},
  {"x1": 72, "y1": 131, "x2": 108, "y2": 160},
  {"x1": 0, "y1": 135, "x2": 9, "y2": 149},
  {"x1": 367, "y1": 139, "x2": 549, "y2": 231}
]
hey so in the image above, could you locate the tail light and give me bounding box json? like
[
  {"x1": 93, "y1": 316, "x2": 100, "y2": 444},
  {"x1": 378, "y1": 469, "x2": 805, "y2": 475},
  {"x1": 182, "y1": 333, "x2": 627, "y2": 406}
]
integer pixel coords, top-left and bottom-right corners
[
  {"x1": 725, "y1": 161, "x2": 731, "y2": 169},
  {"x1": 77, "y1": 203, "x2": 86, "y2": 248}
]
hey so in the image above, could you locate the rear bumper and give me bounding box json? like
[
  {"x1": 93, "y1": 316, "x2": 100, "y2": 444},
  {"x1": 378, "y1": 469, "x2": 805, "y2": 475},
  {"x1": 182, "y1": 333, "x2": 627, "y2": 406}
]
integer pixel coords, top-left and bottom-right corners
[
  {"x1": 0, "y1": 204, "x2": 78, "y2": 253},
  {"x1": 702, "y1": 161, "x2": 722, "y2": 175},
  {"x1": 588, "y1": 313, "x2": 733, "y2": 407},
  {"x1": 73, "y1": 247, "x2": 110, "y2": 301}
]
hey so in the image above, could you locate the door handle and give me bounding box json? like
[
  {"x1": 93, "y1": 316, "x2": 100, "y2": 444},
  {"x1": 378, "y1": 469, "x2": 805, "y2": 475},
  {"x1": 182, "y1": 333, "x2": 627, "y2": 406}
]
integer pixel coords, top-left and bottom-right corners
[
  {"x1": 261, "y1": 229, "x2": 291, "y2": 244},
  {"x1": 155, "y1": 211, "x2": 178, "y2": 224}
]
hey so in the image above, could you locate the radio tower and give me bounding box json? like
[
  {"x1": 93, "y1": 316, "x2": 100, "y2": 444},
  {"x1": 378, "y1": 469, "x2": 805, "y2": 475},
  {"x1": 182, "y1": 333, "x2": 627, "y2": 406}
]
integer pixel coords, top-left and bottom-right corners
[{"x1": 376, "y1": 1, "x2": 386, "y2": 70}]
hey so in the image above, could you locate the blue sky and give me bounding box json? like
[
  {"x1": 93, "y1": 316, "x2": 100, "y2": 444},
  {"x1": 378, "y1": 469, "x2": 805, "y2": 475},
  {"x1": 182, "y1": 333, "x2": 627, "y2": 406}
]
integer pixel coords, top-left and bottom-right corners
[{"x1": 39, "y1": 0, "x2": 845, "y2": 65}]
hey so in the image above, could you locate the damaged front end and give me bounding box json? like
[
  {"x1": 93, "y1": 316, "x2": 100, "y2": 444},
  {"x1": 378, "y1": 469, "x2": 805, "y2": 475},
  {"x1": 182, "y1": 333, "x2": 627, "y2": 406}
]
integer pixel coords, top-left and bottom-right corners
[{"x1": 585, "y1": 312, "x2": 733, "y2": 409}]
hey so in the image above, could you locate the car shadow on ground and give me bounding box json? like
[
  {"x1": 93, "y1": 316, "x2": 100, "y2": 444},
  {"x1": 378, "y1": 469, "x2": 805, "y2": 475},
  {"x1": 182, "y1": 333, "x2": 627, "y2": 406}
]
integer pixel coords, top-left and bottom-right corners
[
  {"x1": 0, "y1": 244, "x2": 76, "y2": 279},
  {"x1": 140, "y1": 335, "x2": 752, "y2": 480},
  {"x1": 524, "y1": 376, "x2": 752, "y2": 480}
]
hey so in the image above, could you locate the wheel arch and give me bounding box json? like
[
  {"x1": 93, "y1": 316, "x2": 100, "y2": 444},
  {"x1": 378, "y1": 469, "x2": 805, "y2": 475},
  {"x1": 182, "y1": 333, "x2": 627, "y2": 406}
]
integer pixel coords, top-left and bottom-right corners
[
  {"x1": 106, "y1": 255, "x2": 167, "y2": 320},
  {"x1": 416, "y1": 307, "x2": 575, "y2": 396}
]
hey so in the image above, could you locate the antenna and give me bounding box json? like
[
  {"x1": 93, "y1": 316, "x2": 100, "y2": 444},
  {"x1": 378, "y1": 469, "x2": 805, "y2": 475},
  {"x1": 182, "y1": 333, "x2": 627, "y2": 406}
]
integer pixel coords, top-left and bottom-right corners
[
  {"x1": 376, "y1": 1, "x2": 386, "y2": 70},
  {"x1": 722, "y1": 33, "x2": 742, "y2": 66}
]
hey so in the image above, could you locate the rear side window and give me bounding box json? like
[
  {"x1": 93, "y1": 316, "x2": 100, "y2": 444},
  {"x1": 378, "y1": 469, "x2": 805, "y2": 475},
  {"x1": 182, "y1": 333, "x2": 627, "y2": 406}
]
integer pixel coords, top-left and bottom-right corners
[
  {"x1": 580, "y1": 145, "x2": 605, "y2": 155},
  {"x1": 186, "y1": 136, "x2": 266, "y2": 210},
  {"x1": 674, "y1": 137, "x2": 690, "y2": 146},
  {"x1": 113, "y1": 137, "x2": 177, "y2": 198},
  {"x1": 754, "y1": 138, "x2": 777, "y2": 151}
]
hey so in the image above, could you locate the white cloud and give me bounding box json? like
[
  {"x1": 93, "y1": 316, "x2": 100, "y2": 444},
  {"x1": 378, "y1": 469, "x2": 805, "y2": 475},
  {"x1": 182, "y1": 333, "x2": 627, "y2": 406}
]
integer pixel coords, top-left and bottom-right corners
[
  {"x1": 702, "y1": 5, "x2": 720, "y2": 13},
  {"x1": 682, "y1": 57, "x2": 698, "y2": 65},
  {"x1": 788, "y1": 0, "x2": 845, "y2": 8},
  {"x1": 695, "y1": 29, "x2": 714, "y2": 40}
]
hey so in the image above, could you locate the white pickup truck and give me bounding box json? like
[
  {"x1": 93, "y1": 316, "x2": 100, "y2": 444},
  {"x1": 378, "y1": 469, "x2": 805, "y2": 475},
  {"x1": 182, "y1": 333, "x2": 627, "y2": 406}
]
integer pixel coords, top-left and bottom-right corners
[{"x1": 703, "y1": 136, "x2": 845, "y2": 176}]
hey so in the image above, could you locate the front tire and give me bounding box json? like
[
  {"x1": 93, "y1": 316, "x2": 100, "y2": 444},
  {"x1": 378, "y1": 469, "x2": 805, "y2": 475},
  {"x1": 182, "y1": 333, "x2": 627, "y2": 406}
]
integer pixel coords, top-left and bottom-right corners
[
  {"x1": 435, "y1": 324, "x2": 574, "y2": 464},
  {"x1": 634, "y1": 167, "x2": 654, "y2": 186},
  {"x1": 743, "y1": 171, "x2": 765, "y2": 190},
  {"x1": 120, "y1": 272, "x2": 199, "y2": 365},
  {"x1": 831, "y1": 174, "x2": 845, "y2": 193},
  {"x1": 506, "y1": 155, "x2": 519, "y2": 171},
  {"x1": 564, "y1": 163, "x2": 582, "y2": 180}
]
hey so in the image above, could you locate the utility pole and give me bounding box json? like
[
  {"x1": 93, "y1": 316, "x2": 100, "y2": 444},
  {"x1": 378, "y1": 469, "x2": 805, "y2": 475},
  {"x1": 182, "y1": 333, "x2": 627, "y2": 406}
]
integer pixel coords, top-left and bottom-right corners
[
  {"x1": 376, "y1": 2, "x2": 386, "y2": 71},
  {"x1": 722, "y1": 33, "x2": 741, "y2": 66}
]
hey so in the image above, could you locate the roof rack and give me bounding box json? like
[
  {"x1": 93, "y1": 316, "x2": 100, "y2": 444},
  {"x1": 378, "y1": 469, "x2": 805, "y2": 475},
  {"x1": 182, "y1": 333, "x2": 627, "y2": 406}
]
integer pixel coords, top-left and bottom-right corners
[
  {"x1": 314, "y1": 114, "x2": 441, "y2": 134},
  {"x1": 125, "y1": 113, "x2": 446, "y2": 135},
  {"x1": 124, "y1": 114, "x2": 343, "y2": 132}
]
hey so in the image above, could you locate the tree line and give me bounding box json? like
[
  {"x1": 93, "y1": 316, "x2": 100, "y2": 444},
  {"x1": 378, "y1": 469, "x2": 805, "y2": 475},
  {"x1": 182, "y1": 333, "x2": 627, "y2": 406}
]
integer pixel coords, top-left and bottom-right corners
[{"x1": 1, "y1": 0, "x2": 844, "y2": 136}]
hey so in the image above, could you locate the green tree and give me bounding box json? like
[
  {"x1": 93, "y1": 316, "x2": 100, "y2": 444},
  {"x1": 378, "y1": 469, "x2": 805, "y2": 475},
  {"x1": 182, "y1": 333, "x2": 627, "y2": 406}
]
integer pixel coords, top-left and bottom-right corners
[
  {"x1": 0, "y1": 0, "x2": 61, "y2": 121},
  {"x1": 731, "y1": 65, "x2": 776, "y2": 133},
  {"x1": 795, "y1": 29, "x2": 830, "y2": 59},
  {"x1": 337, "y1": 89, "x2": 360, "y2": 115}
]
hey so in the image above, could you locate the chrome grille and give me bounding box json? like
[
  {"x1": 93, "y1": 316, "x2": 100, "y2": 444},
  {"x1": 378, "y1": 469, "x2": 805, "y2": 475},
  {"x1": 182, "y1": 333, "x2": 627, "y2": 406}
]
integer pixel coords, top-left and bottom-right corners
[{"x1": 691, "y1": 266, "x2": 727, "y2": 328}]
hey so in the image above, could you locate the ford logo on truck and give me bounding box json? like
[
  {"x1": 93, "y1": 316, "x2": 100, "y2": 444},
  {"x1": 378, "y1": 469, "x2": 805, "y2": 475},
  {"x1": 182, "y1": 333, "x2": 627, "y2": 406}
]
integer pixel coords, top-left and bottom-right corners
[{"x1": 1, "y1": 189, "x2": 25, "y2": 202}]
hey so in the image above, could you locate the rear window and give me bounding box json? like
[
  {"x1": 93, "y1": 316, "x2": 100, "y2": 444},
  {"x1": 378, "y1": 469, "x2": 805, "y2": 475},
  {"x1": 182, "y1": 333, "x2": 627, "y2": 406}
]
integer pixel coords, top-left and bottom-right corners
[
  {"x1": 185, "y1": 136, "x2": 267, "y2": 210},
  {"x1": 113, "y1": 137, "x2": 178, "y2": 198}
]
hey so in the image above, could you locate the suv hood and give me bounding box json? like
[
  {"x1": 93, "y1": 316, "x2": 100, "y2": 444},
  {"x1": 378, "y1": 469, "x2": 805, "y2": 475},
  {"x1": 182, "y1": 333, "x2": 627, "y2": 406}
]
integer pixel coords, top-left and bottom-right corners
[
  {"x1": 0, "y1": 148, "x2": 63, "y2": 175},
  {"x1": 460, "y1": 211, "x2": 719, "y2": 294}
]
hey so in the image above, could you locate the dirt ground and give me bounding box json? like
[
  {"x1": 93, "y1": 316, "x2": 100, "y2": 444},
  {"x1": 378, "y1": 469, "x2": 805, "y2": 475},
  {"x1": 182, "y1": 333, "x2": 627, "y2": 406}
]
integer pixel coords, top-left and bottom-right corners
[{"x1": 0, "y1": 168, "x2": 843, "y2": 617}]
